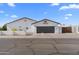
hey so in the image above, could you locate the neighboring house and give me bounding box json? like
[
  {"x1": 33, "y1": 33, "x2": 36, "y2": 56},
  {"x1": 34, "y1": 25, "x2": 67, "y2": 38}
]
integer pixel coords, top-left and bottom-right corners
[{"x1": 6, "y1": 17, "x2": 62, "y2": 34}]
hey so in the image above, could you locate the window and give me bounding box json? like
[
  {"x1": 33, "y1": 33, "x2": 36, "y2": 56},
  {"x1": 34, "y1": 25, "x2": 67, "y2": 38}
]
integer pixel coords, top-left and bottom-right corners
[
  {"x1": 19, "y1": 26, "x2": 23, "y2": 31},
  {"x1": 19, "y1": 26, "x2": 22, "y2": 28},
  {"x1": 19, "y1": 29, "x2": 23, "y2": 31},
  {"x1": 26, "y1": 27, "x2": 29, "y2": 30}
]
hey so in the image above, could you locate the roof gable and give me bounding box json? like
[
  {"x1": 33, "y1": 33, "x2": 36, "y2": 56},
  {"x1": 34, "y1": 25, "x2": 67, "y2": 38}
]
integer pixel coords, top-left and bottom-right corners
[
  {"x1": 32, "y1": 19, "x2": 61, "y2": 25},
  {"x1": 7, "y1": 17, "x2": 37, "y2": 25}
]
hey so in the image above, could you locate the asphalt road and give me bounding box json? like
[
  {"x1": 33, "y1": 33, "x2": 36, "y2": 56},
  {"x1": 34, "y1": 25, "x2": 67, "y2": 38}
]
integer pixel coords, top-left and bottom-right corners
[{"x1": 0, "y1": 34, "x2": 79, "y2": 55}]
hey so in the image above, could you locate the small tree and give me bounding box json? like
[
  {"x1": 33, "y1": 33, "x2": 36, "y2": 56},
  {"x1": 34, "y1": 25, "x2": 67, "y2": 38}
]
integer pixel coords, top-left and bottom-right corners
[{"x1": 2, "y1": 24, "x2": 7, "y2": 31}]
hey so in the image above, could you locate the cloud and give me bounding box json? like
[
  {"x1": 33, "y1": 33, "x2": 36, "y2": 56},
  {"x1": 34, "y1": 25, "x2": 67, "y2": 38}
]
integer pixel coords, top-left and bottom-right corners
[
  {"x1": 7, "y1": 3, "x2": 16, "y2": 7},
  {"x1": 50, "y1": 3, "x2": 60, "y2": 6},
  {"x1": 11, "y1": 15, "x2": 18, "y2": 18},
  {"x1": 65, "y1": 14, "x2": 72, "y2": 17},
  {"x1": 65, "y1": 17, "x2": 69, "y2": 19},
  {"x1": 64, "y1": 14, "x2": 72, "y2": 20},
  {"x1": 0, "y1": 10, "x2": 4, "y2": 13},
  {"x1": 59, "y1": 4, "x2": 79, "y2": 10}
]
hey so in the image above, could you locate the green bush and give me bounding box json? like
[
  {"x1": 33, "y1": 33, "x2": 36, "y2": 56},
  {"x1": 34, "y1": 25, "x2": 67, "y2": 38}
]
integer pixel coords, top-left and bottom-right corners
[
  {"x1": 0, "y1": 24, "x2": 7, "y2": 31},
  {"x1": 12, "y1": 28, "x2": 17, "y2": 32}
]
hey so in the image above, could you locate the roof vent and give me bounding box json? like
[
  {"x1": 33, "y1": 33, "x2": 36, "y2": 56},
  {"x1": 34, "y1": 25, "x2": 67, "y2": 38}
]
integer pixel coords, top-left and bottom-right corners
[{"x1": 43, "y1": 20, "x2": 48, "y2": 24}]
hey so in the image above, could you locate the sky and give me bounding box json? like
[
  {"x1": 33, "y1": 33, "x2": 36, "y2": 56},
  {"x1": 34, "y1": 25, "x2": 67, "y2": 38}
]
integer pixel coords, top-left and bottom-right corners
[{"x1": 0, "y1": 3, "x2": 79, "y2": 26}]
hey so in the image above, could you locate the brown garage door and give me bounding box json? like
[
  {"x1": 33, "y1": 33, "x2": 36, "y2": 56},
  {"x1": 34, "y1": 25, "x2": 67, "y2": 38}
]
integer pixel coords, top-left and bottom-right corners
[
  {"x1": 37, "y1": 26, "x2": 55, "y2": 33},
  {"x1": 62, "y1": 27, "x2": 72, "y2": 33}
]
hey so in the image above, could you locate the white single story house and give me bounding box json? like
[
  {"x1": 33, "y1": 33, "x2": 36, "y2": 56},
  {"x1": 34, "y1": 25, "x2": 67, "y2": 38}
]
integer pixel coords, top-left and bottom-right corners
[
  {"x1": 6, "y1": 17, "x2": 79, "y2": 34},
  {"x1": 6, "y1": 17, "x2": 62, "y2": 34}
]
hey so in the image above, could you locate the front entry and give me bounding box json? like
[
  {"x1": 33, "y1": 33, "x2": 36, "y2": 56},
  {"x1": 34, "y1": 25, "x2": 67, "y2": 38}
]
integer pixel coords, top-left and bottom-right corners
[{"x1": 37, "y1": 26, "x2": 55, "y2": 33}]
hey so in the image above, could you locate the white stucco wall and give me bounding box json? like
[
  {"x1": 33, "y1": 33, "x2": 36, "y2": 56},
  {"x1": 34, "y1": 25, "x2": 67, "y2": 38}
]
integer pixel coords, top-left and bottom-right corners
[
  {"x1": 32, "y1": 20, "x2": 61, "y2": 34},
  {"x1": 55, "y1": 26, "x2": 62, "y2": 34},
  {"x1": 71, "y1": 26, "x2": 77, "y2": 33},
  {"x1": 7, "y1": 18, "x2": 62, "y2": 34},
  {"x1": 7, "y1": 18, "x2": 36, "y2": 33},
  {"x1": 73, "y1": 25, "x2": 79, "y2": 33},
  {"x1": 33, "y1": 20, "x2": 59, "y2": 26}
]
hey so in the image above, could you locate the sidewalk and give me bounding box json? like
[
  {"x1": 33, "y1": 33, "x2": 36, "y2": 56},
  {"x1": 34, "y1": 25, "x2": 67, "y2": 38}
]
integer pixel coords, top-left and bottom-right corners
[{"x1": 0, "y1": 33, "x2": 79, "y2": 38}]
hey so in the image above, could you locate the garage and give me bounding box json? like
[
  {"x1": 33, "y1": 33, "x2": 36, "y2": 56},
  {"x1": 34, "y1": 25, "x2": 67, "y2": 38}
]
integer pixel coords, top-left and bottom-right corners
[
  {"x1": 32, "y1": 19, "x2": 61, "y2": 33},
  {"x1": 37, "y1": 26, "x2": 55, "y2": 33}
]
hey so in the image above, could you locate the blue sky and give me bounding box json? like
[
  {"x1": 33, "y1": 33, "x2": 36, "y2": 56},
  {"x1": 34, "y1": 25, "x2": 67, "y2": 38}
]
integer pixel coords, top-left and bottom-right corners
[{"x1": 0, "y1": 3, "x2": 79, "y2": 26}]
